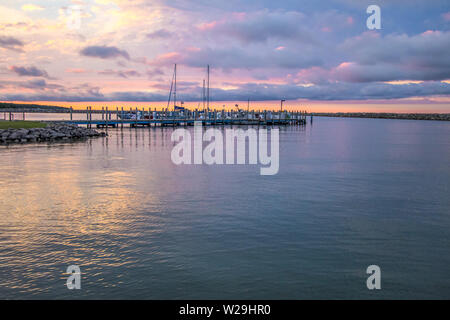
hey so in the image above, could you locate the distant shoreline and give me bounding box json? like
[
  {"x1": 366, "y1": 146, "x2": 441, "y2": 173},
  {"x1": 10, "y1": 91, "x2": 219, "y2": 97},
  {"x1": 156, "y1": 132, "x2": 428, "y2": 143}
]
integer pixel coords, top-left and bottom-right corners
[
  {"x1": 0, "y1": 102, "x2": 69, "y2": 112},
  {"x1": 312, "y1": 113, "x2": 450, "y2": 121}
]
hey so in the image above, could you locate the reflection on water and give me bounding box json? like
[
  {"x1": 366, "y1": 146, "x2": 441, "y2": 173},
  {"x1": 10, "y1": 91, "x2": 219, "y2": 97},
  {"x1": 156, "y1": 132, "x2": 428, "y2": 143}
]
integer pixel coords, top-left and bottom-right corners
[{"x1": 0, "y1": 119, "x2": 449, "y2": 299}]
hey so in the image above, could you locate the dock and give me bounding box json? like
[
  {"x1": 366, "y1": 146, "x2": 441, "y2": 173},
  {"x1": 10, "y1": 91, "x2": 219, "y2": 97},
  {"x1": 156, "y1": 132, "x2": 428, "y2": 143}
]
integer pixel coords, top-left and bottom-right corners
[
  {"x1": 78, "y1": 107, "x2": 308, "y2": 128},
  {"x1": 2, "y1": 107, "x2": 309, "y2": 128}
]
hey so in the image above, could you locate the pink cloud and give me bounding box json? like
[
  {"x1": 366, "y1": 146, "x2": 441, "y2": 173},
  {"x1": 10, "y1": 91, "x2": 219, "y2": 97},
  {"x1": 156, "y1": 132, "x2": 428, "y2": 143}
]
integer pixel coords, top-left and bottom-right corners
[
  {"x1": 159, "y1": 52, "x2": 181, "y2": 59},
  {"x1": 232, "y1": 12, "x2": 246, "y2": 21},
  {"x1": 442, "y1": 12, "x2": 450, "y2": 21},
  {"x1": 295, "y1": 66, "x2": 331, "y2": 84},
  {"x1": 186, "y1": 47, "x2": 201, "y2": 52},
  {"x1": 346, "y1": 16, "x2": 354, "y2": 25},
  {"x1": 422, "y1": 30, "x2": 441, "y2": 36},
  {"x1": 66, "y1": 68, "x2": 87, "y2": 73},
  {"x1": 150, "y1": 52, "x2": 183, "y2": 66},
  {"x1": 336, "y1": 62, "x2": 353, "y2": 69},
  {"x1": 197, "y1": 21, "x2": 217, "y2": 31},
  {"x1": 347, "y1": 31, "x2": 381, "y2": 42}
]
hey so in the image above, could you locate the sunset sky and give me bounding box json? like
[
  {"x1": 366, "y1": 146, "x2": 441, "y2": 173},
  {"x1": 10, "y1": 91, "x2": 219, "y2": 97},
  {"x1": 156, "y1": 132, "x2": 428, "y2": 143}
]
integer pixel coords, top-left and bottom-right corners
[{"x1": 1, "y1": 0, "x2": 450, "y2": 112}]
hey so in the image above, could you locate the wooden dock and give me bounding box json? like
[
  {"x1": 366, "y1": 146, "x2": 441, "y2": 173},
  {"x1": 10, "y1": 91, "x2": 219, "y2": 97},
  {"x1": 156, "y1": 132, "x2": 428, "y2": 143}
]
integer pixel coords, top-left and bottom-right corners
[
  {"x1": 2, "y1": 107, "x2": 310, "y2": 128},
  {"x1": 67, "y1": 107, "x2": 308, "y2": 128}
]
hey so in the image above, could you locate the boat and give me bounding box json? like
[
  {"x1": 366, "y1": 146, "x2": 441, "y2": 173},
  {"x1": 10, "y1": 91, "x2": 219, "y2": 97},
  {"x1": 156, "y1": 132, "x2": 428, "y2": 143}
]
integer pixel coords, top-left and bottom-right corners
[{"x1": 118, "y1": 111, "x2": 143, "y2": 120}]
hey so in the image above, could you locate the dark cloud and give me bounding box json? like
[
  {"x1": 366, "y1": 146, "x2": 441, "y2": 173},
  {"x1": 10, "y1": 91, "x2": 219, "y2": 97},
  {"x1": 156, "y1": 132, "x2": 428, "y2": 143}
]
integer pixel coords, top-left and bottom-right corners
[
  {"x1": 108, "y1": 81, "x2": 450, "y2": 102},
  {"x1": 80, "y1": 45, "x2": 130, "y2": 60},
  {"x1": 216, "y1": 81, "x2": 450, "y2": 101},
  {"x1": 177, "y1": 46, "x2": 322, "y2": 71},
  {"x1": 70, "y1": 83, "x2": 104, "y2": 99},
  {"x1": 146, "y1": 29, "x2": 173, "y2": 39},
  {"x1": 181, "y1": 47, "x2": 263, "y2": 69},
  {"x1": 0, "y1": 36, "x2": 24, "y2": 52},
  {"x1": 98, "y1": 69, "x2": 141, "y2": 78},
  {"x1": 146, "y1": 68, "x2": 165, "y2": 78},
  {"x1": 20, "y1": 79, "x2": 47, "y2": 89},
  {"x1": 342, "y1": 31, "x2": 450, "y2": 67},
  {"x1": 0, "y1": 80, "x2": 103, "y2": 101},
  {"x1": 9, "y1": 65, "x2": 49, "y2": 78},
  {"x1": 2, "y1": 80, "x2": 448, "y2": 102},
  {"x1": 108, "y1": 91, "x2": 167, "y2": 101},
  {"x1": 205, "y1": 10, "x2": 315, "y2": 44},
  {"x1": 290, "y1": 30, "x2": 450, "y2": 85},
  {"x1": 150, "y1": 80, "x2": 199, "y2": 91},
  {"x1": 334, "y1": 63, "x2": 450, "y2": 83},
  {"x1": 0, "y1": 79, "x2": 63, "y2": 91}
]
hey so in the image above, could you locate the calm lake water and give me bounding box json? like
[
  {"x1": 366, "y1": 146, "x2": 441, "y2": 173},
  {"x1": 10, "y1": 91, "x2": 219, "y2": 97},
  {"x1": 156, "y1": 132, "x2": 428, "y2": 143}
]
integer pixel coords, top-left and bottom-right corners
[{"x1": 0, "y1": 117, "x2": 449, "y2": 299}]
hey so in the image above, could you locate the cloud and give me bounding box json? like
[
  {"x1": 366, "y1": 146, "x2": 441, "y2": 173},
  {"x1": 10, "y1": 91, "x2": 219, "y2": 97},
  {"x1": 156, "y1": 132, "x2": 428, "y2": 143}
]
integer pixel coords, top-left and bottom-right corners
[
  {"x1": 80, "y1": 45, "x2": 130, "y2": 60},
  {"x1": 333, "y1": 62, "x2": 450, "y2": 83},
  {"x1": 146, "y1": 68, "x2": 165, "y2": 78},
  {"x1": 108, "y1": 91, "x2": 167, "y2": 101},
  {"x1": 21, "y1": 4, "x2": 44, "y2": 12},
  {"x1": 0, "y1": 82, "x2": 104, "y2": 101},
  {"x1": 340, "y1": 31, "x2": 450, "y2": 70},
  {"x1": 148, "y1": 52, "x2": 183, "y2": 67},
  {"x1": 0, "y1": 36, "x2": 24, "y2": 52},
  {"x1": 294, "y1": 31, "x2": 450, "y2": 84},
  {"x1": 9, "y1": 65, "x2": 49, "y2": 78},
  {"x1": 66, "y1": 68, "x2": 88, "y2": 74},
  {"x1": 207, "y1": 81, "x2": 450, "y2": 101},
  {"x1": 146, "y1": 29, "x2": 173, "y2": 39},
  {"x1": 98, "y1": 69, "x2": 141, "y2": 78},
  {"x1": 1, "y1": 0, "x2": 449, "y2": 105},
  {"x1": 2, "y1": 80, "x2": 448, "y2": 102},
  {"x1": 19, "y1": 79, "x2": 48, "y2": 89},
  {"x1": 0, "y1": 79, "x2": 63, "y2": 91},
  {"x1": 200, "y1": 10, "x2": 315, "y2": 44},
  {"x1": 176, "y1": 46, "x2": 322, "y2": 70}
]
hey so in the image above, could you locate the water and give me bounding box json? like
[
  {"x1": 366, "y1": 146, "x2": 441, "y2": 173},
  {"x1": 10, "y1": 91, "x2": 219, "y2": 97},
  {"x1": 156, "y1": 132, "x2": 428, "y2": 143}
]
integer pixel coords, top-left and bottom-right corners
[{"x1": 0, "y1": 117, "x2": 449, "y2": 299}]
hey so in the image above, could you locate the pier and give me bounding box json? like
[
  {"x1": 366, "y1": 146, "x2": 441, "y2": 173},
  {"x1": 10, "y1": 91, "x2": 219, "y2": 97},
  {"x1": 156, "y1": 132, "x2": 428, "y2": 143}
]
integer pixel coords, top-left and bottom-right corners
[
  {"x1": 76, "y1": 108, "x2": 308, "y2": 128},
  {"x1": 2, "y1": 107, "x2": 309, "y2": 128}
]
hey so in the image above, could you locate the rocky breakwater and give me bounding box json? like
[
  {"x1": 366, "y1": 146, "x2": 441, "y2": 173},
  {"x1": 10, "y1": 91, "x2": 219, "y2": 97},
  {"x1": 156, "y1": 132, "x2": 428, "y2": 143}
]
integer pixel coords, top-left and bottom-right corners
[
  {"x1": 312, "y1": 113, "x2": 450, "y2": 121},
  {"x1": 0, "y1": 123, "x2": 106, "y2": 144}
]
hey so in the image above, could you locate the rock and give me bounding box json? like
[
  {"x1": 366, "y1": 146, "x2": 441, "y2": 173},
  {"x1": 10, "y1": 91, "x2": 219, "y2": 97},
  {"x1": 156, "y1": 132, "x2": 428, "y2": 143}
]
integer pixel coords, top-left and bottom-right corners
[
  {"x1": 0, "y1": 123, "x2": 105, "y2": 144},
  {"x1": 9, "y1": 132, "x2": 19, "y2": 140}
]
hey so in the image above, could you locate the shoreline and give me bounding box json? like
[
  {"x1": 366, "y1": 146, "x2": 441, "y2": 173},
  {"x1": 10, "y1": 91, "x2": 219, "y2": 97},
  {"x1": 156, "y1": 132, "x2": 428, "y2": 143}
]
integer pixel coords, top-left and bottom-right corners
[
  {"x1": 312, "y1": 112, "x2": 450, "y2": 121},
  {"x1": 2, "y1": 108, "x2": 450, "y2": 121},
  {"x1": 1, "y1": 102, "x2": 449, "y2": 121}
]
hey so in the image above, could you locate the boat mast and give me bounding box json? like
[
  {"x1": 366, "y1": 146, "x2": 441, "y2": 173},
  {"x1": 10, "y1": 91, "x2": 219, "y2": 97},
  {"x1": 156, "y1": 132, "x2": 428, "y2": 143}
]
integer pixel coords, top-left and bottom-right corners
[
  {"x1": 174, "y1": 64, "x2": 177, "y2": 111},
  {"x1": 202, "y1": 79, "x2": 206, "y2": 113},
  {"x1": 207, "y1": 64, "x2": 210, "y2": 111},
  {"x1": 167, "y1": 64, "x2": 175, "y2": 110}
]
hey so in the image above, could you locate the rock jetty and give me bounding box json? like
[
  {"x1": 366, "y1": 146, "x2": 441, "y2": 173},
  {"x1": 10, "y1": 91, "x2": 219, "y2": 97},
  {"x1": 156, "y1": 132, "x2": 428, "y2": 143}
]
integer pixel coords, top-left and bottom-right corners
[{"x1": 0, "y1": 123, "x2": 106, "y2": 144}]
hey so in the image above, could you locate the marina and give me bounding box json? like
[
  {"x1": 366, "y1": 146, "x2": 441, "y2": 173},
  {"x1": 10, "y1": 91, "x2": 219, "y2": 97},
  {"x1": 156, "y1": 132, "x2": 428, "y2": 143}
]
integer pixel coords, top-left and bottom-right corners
[
  {"x1": 1, "y1": 64, "x2": 309, "y2": 128},
  {"x1": 1, "y1": 0, "x2": 449, "y2": 303},
  {"x1": 1, "y1": 108, "x2": 309, "y2": 128}
]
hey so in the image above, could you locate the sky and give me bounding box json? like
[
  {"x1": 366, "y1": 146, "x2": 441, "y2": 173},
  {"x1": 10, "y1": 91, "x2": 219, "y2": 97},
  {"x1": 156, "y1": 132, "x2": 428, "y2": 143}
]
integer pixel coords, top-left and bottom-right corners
[{"x1": 0, "y1": 0, "x2": 450, "y2": 112}]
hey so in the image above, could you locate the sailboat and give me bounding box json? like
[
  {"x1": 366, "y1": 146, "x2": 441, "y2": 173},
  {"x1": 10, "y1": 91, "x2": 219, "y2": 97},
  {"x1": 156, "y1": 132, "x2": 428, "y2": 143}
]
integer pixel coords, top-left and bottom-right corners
[
  {"x1": 167, "y1": 64, "x2": 181, "y2": 111},
  {"x1": 166, "y1": 64, "x2": 211, "y2": 117}
]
